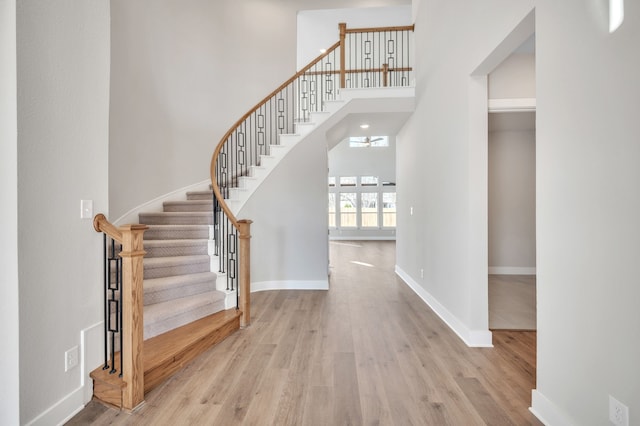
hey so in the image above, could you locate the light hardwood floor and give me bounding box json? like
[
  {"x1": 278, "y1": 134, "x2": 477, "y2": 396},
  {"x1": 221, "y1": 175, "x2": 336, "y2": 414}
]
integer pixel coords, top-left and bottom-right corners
[
  {"x1": 68, "y1": 241, "x2": 540, "y2": 425},
  {"x1": 489, "y1": 275, "x2": 537, "y2": 330}
]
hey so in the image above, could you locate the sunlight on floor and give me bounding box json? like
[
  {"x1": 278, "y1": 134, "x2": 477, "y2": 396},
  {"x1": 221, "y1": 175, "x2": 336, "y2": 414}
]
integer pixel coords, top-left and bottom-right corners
[{"x1": 349, "y1": 260, "x2": 374, "y2": 267}]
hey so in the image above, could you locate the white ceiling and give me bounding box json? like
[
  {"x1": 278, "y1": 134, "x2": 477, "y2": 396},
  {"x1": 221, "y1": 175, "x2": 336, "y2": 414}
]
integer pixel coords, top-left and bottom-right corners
[{"x1": 326, "y1": 111, "x2": 413, "y2": 148}]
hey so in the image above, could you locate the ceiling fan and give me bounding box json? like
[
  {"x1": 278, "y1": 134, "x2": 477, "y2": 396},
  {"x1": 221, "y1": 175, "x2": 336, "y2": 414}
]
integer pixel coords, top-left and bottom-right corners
[{"x1": 363, "y1": 136, "x2": 384, "y2": 147}]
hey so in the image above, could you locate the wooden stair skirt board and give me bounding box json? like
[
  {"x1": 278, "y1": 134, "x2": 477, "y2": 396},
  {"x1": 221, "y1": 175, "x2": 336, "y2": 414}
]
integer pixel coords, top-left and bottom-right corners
[{"x1": 91, "y1": 308, "x2": 241, "y2": 410}]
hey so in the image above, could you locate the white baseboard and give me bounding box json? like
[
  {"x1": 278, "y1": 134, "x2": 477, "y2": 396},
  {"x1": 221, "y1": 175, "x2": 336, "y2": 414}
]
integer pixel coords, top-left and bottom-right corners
[
  {"x1": 251, "y1": 280, "x2": 329, "y2": 292},
  {"x1": 25, "y1": 322, "x2": 104, "y2": 426},
  {"x1": 530, "y1": 389, "x2": 573, "y2": 426},
  {"x1": 329, "y1": 236, "x2": 396, "y2": 241},
  {"x1": 114, "y1": 179, "x2": 212, "y2": 225},
  {"x1": 395, "y1": 266, "x2": 493, "y2": 347},
  {"x1": 25, "y1": 386, "x2": 85, "y2": 426},
  {"x1": 488, "y1": 266, "x2": 536, "y2": 275}
]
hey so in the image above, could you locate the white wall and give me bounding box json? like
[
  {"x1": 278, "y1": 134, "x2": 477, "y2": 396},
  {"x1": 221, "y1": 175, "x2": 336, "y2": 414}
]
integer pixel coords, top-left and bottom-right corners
[
  {"x1": 396, "y1": 0, "x2": 535, "y2": 345},
  {"x1": 403, "y1": 0, "x2": 640, "y2": 424},
  {"x1": 238, "y1": 131, "x2": 329, "y2": 290},
  {"x1": 488, "y1": 122, "x2": 536, "y2": 273},
  {"x1": 109, "y1": 0, "x2": 410, "y2": 221},
  {"x1": 329, "y1": 137, "x2": 396, "y2": 181},
  {"x1": 488, "y1": 52, "x2": 535, "y2": 99},
  {"x1": 0, "y1": 0, "x2": 20, "y2": 423},
  {"x1": 296, "y1": 5, "x2": 412, "y2": 69},
  {"x1": 533, "y1": 1, "x2": 640, "y2": 424},
  {"x1": 16, "y1": 1, "x2": 110, "y2": 424}
]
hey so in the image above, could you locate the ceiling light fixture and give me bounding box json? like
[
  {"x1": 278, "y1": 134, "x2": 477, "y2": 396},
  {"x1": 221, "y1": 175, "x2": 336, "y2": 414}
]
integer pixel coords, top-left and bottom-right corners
[{"x1": 360, "y1": 124, "x2": 369, "y2": 129}]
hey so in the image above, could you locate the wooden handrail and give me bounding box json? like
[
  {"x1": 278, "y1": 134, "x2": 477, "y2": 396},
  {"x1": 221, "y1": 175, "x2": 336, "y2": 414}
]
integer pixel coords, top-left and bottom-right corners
[
  {"x1": 210, "y1": 22, "x2": 414, "y2": 225},
  {"x1": 304, "y1": 66, "x2": 413, "y2": 77},
  {"x1": 209, "y1": 40, "x2": 341, "y2": 227},
  {"x1": 210, "y1": 41, "x2": 340, "y2": 330},
  {"x1": 344, "y1": 24, "x2": 415, "y2": 33},
  {"x1": 93, "y1": 213, "x2": 123, "y2": 242},
  {"x1": 209, "y1": 21, "x2": 415, "y2": 330}
]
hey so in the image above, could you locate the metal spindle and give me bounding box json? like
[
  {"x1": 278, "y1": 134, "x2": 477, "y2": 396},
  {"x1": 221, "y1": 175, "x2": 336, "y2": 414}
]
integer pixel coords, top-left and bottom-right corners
[
  {"x1": 102, "y1": 234, "x2": 109, "y2": 371},
  {"x1": 210, "y1": 25, "x2": 414, "y2": 322}
]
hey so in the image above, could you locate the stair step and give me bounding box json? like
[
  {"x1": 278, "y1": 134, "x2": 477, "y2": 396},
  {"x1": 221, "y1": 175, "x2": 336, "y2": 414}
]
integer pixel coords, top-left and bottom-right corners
[
  {"x1": 139, "y1": 211, "x2": 213, "y2": 225},
  {"x1": 163, "y1": 200, "x2": 213, "y2": 212},
  {"x1": 144, "y1": 271, "x2": 220, "y2": 306},
  {"x1": 186, "y1": 190, "x2": 214, "y2": 201},
  {"x1": 144, "y1": 239, "x2": 209, "y2": 258},
  {"x1": 144, "y1": 291, "x2": 226, "y2": 340},
  {"x1": 144, "y1": 308, "x2": 241, "y2": 393},
  {"x1": 90, "y1": 309, "x2": 241, "y2": 408},
  {"x1": 144, "y1": 255, "x2": 211, "y2": 279},
  {"x1": 144, "y1": 224, "x2": 210, "y2": 240},
  {"x1": 90, "y1": 359, "x2": 126, "y2": 409}
]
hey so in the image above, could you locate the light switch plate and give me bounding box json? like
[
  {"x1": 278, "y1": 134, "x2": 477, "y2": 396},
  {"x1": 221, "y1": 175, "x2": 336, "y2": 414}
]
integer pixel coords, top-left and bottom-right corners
[{"x1": 80, "y1": 200, "x2": 93, "y2": 219}]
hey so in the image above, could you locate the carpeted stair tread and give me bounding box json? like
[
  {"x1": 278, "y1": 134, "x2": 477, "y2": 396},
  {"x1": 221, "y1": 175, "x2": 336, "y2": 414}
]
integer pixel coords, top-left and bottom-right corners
[
  {"x1": 163, "y1": 200, "x2": 213, "y2": 212},
  {"x1": 139, "y1": 211, "x2": 213, "y2": 225},
  {"x1": 144, "y1": 255, "x2": 211, "y2": 279},
  {"x1": 144, "y1": 224, "x2": 210, "y2": 240},
  {"x1": 144, "y1": 271, "x2": 219, "y2": 306},
  {"x1": 144, "y1": 239, "x2": 209, "y2": 258},
  {"x1": 186, "y1": 190, "x2": 214, "y2": 200},
  {"x1": 144, "y1": 291, "x2": 226, "y2": 340}
]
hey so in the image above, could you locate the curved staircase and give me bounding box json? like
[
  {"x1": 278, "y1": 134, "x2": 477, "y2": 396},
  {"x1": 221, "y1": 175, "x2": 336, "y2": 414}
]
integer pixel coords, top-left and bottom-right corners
[{"x1": 91, "y1": 22, "x2": 415, "y2": 412}]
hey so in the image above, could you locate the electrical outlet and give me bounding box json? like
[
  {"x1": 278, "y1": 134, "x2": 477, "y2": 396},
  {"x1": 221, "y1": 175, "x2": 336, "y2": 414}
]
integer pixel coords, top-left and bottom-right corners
[
  {"x1": 609, "y1": 395, "x2": 629, "y2": 426},
  {"x1": 65, "y1": 346, "x2": 79, "y2": 372},
  {"x1": 420, "y1": 268, "x2": 424, "y2": 278}
]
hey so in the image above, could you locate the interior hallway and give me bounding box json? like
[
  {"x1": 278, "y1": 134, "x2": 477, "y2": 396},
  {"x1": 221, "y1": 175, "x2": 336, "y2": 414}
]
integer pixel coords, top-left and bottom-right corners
[{"x1": 68, "y1": 241, "x2": 540, "y2": 425}]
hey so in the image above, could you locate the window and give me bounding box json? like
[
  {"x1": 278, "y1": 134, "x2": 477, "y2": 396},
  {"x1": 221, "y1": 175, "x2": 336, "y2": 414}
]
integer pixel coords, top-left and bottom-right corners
[
  {"x1": 329, "y1": 175, "x2": 396, "y2": 231},
  {"x1": 340, "y1": 176, "x2": 357, "y2": 186},
  {"x1": 361, "y1": 193, "x2": 378, "y2": 227},
  {"x1": 328, "y1": 193, "x2": 336, "y2": 228},
  {"x1": 340, "y1": 193, "x2": 357, "y2": 227},
  {"x1": 360, "y1": 176, "x2": 379, "y2": 186},
  {"x1": 383, "y1": 193, "x2": 396, "y2": 227},
  {"x1": 349, "y1": 136, "x2": 389, "y2": 148}
]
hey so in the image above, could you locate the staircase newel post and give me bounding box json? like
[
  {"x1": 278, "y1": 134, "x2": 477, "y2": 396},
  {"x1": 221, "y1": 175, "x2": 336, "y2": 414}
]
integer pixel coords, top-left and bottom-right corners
[
  {"x1": 238, "y1": 219, "x2": 252, "y2": 328},
  {"x1": 382, "y1": 63, "x2": 389, "y2": 87},
  {"x1": 119, "y1": 224, "x2": 148, "y2": 411},
  {"x1": 339, "y1": 22, "x2": 346, "y2": 89}
]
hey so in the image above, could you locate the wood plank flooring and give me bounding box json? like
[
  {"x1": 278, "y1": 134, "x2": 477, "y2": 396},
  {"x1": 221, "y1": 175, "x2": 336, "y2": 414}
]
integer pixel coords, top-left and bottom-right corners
[
  {"x1": 489, "y1": 274, "x2": 537, "y2": 330},
  {"x1": 67, "y1": 241, "x2": 541, "y2": 425}
]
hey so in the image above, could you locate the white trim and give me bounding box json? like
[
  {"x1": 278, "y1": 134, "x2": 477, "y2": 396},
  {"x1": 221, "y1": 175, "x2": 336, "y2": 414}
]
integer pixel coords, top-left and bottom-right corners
[
  {"x1": 395, "y1": 266, "x2": 493, "y2": 347},
  {"x1": 488, "y1": 98, "x2": 536, "y2": 113},
  {"x1": 330, "y1": 236, "x2": 396, "y2": 241},
  {"x1": 488, "y1": 266, "x2": 536, "y2": 275},
  {"x1": 24, "y1": 386, "x2": 84, "y2": 426},
  {"x1": 25, "y1": 321, "x2": 104, "y2": 426},
  {"x1": 251, "y1": 280, "x2": 329, "y2": 292},
  {"x1": 530, "y1": 389, "x2": 574, "y2": 426},
  {"x1": 340, "y1": 86, "x2": 415, "y2": 100},
  {"x1": 81, "y1": 322, "x2": 104, "y2": 404},
  {"x1": 114, "y1": 179, "x2": 212, "y2": 225}
]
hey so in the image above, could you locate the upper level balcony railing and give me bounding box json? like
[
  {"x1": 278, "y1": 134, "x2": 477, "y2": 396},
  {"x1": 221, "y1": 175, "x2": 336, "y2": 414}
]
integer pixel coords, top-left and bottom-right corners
[{"x1": 210, "y1": 22, "x2": 415, "y2": 328}]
